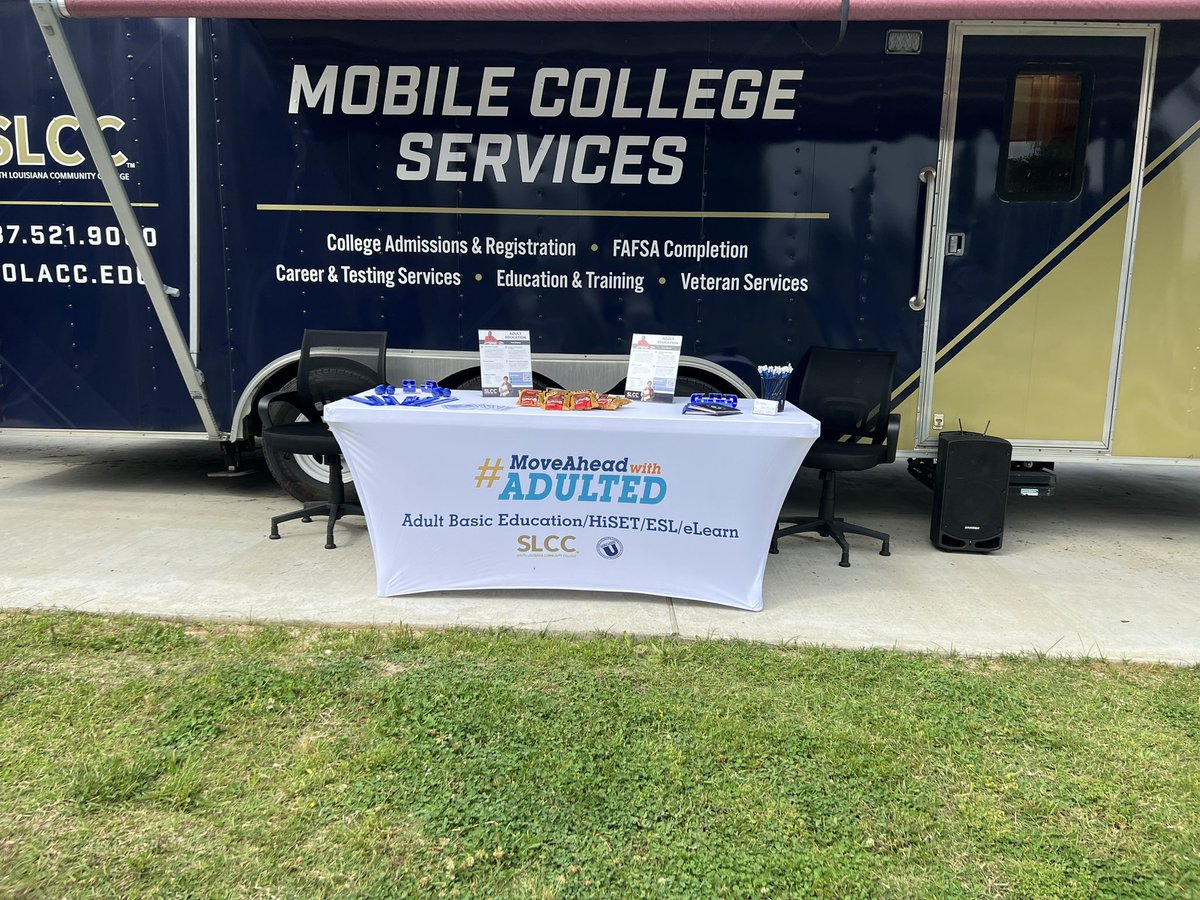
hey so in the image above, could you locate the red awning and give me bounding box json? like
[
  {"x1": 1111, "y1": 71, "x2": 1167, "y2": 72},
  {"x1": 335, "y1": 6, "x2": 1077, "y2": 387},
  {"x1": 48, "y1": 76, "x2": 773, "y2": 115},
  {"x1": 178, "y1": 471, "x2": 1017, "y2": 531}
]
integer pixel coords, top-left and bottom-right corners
[{"x1": 54, "y1": 0, "x2": 1200, "y2": 21}]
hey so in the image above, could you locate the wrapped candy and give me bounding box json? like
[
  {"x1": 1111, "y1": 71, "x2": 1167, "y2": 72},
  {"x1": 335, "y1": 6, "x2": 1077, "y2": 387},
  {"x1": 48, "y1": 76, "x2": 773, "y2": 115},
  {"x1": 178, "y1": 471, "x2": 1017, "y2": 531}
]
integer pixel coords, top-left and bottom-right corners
[
  {"x1": 542, "y1": 390, "x2": 568, "y2": 411},
  {"x1": 594, "y1": 393, "x2": 631, "y2": 410},
  {"x1": 514, "y1": 389, "x2": 631, "y2": 410}
]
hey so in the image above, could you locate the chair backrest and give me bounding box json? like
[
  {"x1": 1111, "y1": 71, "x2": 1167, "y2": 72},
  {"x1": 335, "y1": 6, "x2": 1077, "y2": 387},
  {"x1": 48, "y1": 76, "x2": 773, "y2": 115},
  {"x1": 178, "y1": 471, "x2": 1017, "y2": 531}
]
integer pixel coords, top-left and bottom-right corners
[
  {"x1": 796, "y1": 348, "x2": 896, "y2": 442},
  {"x1": 295, "y1": 329, "x2": 388, "y2": 420}
]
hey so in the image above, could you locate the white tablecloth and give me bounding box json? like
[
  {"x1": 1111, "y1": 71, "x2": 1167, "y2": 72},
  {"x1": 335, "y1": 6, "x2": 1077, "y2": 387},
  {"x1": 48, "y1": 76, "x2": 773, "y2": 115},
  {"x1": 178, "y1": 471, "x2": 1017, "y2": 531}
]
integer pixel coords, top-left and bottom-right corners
[{"x1": 324, "y1": 391, "x2": 819, "y2": 610}]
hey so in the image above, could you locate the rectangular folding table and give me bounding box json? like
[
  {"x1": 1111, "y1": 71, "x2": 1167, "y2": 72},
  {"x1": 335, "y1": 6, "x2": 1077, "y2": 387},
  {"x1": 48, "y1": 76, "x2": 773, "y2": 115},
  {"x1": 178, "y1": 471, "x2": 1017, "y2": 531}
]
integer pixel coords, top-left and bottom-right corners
[{"x1": 323, "y1": 392, "x2": 819, "y2": 610}]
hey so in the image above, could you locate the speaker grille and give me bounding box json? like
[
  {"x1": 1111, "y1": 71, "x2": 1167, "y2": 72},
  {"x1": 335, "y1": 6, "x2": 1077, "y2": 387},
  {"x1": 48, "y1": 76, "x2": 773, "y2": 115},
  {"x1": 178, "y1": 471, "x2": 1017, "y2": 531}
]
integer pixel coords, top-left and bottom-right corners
[{"x1": 931, "y1": 433, "x2": 1012, "y2": 552}]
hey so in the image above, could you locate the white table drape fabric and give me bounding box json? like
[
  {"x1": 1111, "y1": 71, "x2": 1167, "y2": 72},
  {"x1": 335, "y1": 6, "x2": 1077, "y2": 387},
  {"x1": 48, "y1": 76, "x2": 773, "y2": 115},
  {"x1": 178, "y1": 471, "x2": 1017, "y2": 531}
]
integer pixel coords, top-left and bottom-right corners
[{"x1": 324, "y1": 391, "x2": 819, "y2": 610}]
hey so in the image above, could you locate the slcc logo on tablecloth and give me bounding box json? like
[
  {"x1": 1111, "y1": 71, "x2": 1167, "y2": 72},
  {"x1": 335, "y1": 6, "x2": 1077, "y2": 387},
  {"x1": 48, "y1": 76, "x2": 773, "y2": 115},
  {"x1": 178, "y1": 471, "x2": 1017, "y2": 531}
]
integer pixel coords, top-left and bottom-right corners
[{"x1": 517, "y1": 534, "x2": 578, "y2": 557}]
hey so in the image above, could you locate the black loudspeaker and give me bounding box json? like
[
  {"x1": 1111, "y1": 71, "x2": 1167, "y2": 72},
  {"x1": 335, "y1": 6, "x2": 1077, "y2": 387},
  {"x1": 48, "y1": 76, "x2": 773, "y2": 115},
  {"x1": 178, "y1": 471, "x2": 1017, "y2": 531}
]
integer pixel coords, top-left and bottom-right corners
[{"x1": 931, "y1": 432, "x2": 1012, "y2": 552}]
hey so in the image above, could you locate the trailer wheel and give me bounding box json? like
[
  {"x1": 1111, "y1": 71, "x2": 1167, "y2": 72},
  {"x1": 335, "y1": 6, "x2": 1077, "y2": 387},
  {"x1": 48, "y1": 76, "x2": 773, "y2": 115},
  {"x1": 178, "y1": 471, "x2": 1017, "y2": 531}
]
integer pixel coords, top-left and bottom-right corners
[
  {"x1": 675, "y1": 374, "x2": 737, "y2": 397},
  {"x1": 261, "y1": 365, "x2": 370, "y2": 503}
]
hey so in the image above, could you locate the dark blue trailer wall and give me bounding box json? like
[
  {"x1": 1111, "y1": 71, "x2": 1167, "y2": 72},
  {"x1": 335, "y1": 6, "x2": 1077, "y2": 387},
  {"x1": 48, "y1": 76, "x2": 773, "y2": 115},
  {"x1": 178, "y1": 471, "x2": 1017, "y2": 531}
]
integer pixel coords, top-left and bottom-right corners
[
  {"x1": 1, "y1": 12, "x2": 945, "y2": 431},
  {"x1": 0, "y1": 9, "x2": 195, "y2": 431},
  {"x1": 3, "y1": 11, "x2": 1200, "y2": 460},
  {"x1": 205, "y1": 19, "x2": 943, "y2": 406}
]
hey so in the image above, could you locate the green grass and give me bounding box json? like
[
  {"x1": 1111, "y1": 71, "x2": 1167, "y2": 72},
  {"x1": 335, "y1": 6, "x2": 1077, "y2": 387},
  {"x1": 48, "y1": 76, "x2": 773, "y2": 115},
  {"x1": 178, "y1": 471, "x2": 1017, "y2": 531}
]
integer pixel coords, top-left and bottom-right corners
[{"x1": 0, "y1": 611, "x2": 1197, "y2": 898}]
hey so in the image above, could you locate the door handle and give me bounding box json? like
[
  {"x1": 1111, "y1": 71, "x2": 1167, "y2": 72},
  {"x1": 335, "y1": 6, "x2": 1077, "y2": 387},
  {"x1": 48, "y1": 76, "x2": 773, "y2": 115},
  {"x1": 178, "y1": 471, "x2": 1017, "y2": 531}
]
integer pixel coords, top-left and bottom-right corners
[{"x1": 909, "y1": 166, "x2": 937, "y2": 311}]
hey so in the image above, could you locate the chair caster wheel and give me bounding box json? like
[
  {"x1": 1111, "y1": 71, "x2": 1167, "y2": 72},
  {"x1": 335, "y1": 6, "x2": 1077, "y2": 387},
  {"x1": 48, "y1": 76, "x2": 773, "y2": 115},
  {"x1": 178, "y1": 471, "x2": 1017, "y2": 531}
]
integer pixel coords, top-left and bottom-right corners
[
  {"x1": 301, "y1": 516, "x2": 313, "y2": 523},
  {"x1": 839, "y1": 559, "x2": 851, "y2": 568},
  {"x1": 325, "y1": 542, "x2": 336, "y2": 550},
  {"x1": 269, "y1": 531, "x2": 280, "y2": 540}
]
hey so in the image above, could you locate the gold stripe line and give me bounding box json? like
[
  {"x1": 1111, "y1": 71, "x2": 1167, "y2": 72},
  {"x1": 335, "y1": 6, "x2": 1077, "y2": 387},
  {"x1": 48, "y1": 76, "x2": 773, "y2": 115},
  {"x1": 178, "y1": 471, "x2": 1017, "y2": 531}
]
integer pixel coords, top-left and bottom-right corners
[
  {"x1": 934, "y1": 186, "x2": 1131, "y2": 364},
  {"x1": 935, "y1": 115, "x2": 1200, "y2": 367},
  {"x1": 0, "y1": 200, "x2": 159, "y2": 208},
  {"x1": 1145, "y1": 116, "x2": 1200, "y2": 176},
  {"x1": 893, "y1": 368, "x2": 920, "y2": 398},
  {"x1": 256, "y1": 203, "x2": 828, "y2": 220}
]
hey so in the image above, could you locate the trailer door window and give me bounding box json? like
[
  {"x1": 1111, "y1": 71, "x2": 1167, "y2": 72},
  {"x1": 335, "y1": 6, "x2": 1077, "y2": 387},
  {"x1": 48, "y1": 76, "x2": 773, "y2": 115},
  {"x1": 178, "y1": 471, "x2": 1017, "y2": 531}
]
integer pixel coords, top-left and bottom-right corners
[{"x1": 999, "y1": 70, "x2": 1089, "y2": 201}]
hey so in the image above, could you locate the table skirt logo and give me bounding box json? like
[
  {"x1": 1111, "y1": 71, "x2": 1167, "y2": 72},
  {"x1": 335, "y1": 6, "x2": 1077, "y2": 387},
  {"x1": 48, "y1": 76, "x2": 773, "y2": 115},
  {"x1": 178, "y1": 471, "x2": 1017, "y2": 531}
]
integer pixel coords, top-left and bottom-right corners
[
  {"x1": 475, "y1": 457, "x2": 506, "y2": 489},
  {"x1": 476, "y1": 454, "x2": 667, "y2": 504},
  {"x1": 596, "y1": 537, "x2": 624, "y2": 560},
  {"x1": 516, "y1": 534, "x2": 578, "y2": 558}
]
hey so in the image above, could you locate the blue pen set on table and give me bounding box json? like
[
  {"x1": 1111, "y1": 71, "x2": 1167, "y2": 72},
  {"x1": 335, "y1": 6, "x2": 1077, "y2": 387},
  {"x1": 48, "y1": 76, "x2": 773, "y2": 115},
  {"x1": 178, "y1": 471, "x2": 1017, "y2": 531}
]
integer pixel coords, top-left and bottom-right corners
[
  {"x1": 757, "y1": 364, "x2": 793, "y2": 411},
  {"x1": 347, "y1": 382, "x2": 457, "y2": 407}
]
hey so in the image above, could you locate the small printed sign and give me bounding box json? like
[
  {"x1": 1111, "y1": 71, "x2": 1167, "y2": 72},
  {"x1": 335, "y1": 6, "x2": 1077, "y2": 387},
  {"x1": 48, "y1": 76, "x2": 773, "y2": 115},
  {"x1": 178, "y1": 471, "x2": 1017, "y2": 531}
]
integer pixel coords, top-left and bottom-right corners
[
  {"x1": 625, "y1": 333, "x2": 682, "y2": 403},
  {"x1": 479, "y1": 329, "x2": 533, "y2": 397}
]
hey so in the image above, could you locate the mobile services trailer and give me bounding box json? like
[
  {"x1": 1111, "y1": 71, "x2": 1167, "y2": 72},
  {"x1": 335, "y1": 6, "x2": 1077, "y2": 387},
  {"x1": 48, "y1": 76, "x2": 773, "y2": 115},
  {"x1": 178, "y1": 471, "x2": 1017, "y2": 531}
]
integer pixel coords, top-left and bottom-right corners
[{"x1": 1, "y1": 0, "x2": 1197, "y2": 501}]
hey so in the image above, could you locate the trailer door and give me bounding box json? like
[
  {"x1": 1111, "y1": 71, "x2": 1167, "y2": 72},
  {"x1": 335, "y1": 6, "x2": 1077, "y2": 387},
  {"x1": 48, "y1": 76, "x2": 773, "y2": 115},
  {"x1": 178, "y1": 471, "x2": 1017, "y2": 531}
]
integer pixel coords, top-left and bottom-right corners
[{"x1": 918, "y1": 24, "x2": 1156, "y2": 453}]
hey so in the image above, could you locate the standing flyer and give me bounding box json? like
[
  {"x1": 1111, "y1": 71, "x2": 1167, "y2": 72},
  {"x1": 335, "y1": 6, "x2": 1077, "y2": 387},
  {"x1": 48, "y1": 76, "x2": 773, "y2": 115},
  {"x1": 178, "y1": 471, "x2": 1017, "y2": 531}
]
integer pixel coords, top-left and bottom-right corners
[
  {"x1": 625, "y1": 333, "x2": 683, "y2": 402},
  {"x1": 479, "y1": 330, "x2": 533, "y2": 397}
]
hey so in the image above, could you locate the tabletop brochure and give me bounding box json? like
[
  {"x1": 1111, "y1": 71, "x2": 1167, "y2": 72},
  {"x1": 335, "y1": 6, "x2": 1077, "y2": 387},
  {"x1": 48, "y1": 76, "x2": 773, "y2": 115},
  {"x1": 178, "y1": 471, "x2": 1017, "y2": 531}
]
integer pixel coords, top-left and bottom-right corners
[
  {"x1": 478, "y1": 330, "x2": 533, "y2": 397},
  {"x1": 624, "y1": 333, "x2": 682, "y2": 403}
]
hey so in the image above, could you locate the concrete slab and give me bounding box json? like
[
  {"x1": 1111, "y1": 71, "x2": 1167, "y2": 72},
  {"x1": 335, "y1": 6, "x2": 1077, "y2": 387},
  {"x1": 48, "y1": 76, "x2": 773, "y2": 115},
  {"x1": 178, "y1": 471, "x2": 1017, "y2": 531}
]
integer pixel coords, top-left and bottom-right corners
[
  {"x1": 1, "y1": 432, "x2": 1197, "y2": 663},
  {"x1": 677, "y1": 464, "x2": 1200, "y2": 663},
  {"x1": 0, "y1": 433, "x2": 674, "y2": 636}
]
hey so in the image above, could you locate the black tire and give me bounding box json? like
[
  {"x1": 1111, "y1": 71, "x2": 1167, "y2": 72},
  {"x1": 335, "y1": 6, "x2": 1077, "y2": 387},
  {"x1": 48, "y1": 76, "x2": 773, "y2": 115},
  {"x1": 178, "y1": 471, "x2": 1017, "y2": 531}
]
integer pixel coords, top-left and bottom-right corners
[
  {"x1": 261, "y1": 364, "x2": 376, "y2": 503},
  {"x1": 675, "y1": 374, "x2": 738, "y2": 398}
]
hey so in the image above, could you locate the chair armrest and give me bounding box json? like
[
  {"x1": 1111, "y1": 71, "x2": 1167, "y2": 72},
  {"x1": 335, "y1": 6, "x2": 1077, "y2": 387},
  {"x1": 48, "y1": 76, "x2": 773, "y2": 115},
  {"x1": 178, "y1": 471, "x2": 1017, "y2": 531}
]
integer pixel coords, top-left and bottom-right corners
[
  {"x1": 257, "y1": 389, "x2": 302, "y2": 428},
  {"x1": 884, "y1": 413, "x2": 901, "y2": 464}
]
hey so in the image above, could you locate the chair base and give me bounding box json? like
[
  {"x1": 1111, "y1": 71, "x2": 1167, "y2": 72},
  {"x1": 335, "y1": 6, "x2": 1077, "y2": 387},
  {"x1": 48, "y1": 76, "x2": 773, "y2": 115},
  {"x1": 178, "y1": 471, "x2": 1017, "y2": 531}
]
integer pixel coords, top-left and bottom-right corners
[
  {"x1": 771, "y1": 516, "x2": 890, "y2": 567},
  {"x1": 770, "y1": 468, "x2": 890, "y2": 567},
  {"x1": 269, "y1": 500, "x2": 363, "y2": 549}
]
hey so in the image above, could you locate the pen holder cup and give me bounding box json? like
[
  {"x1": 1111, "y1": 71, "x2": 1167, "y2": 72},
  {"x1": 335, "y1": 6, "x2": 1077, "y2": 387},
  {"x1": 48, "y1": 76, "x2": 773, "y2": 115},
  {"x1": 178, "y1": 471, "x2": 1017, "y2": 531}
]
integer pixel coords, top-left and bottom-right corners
[{"x1": 760, "y1": 374, "x2": 791, "y2": 412}]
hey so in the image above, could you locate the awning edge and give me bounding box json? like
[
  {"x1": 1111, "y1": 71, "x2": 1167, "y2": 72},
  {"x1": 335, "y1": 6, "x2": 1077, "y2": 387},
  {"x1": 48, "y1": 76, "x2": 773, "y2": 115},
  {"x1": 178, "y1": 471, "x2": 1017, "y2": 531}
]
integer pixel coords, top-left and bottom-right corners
[{"x1": 55, "y1": 0, "x2": 1200, "y2": 23}]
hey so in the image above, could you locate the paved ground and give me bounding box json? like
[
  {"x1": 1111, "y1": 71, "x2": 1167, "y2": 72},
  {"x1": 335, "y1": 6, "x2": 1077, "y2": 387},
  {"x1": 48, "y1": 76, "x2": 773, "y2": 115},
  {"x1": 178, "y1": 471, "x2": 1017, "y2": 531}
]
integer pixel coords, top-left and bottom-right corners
[{"x1": 1, "y1": 432, "x2": 1197, "y2": 663}]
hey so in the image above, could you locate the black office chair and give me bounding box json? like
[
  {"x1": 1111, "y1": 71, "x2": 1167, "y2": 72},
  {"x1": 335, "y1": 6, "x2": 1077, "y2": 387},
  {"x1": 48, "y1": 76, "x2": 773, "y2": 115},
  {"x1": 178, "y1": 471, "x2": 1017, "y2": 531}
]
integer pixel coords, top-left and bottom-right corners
[
  {"x1": 772, "y1": 348, "x2": 900, "y2": 567},
  {"x1": 258, "y1": 329, "x2": 387, "y2": 549}
]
